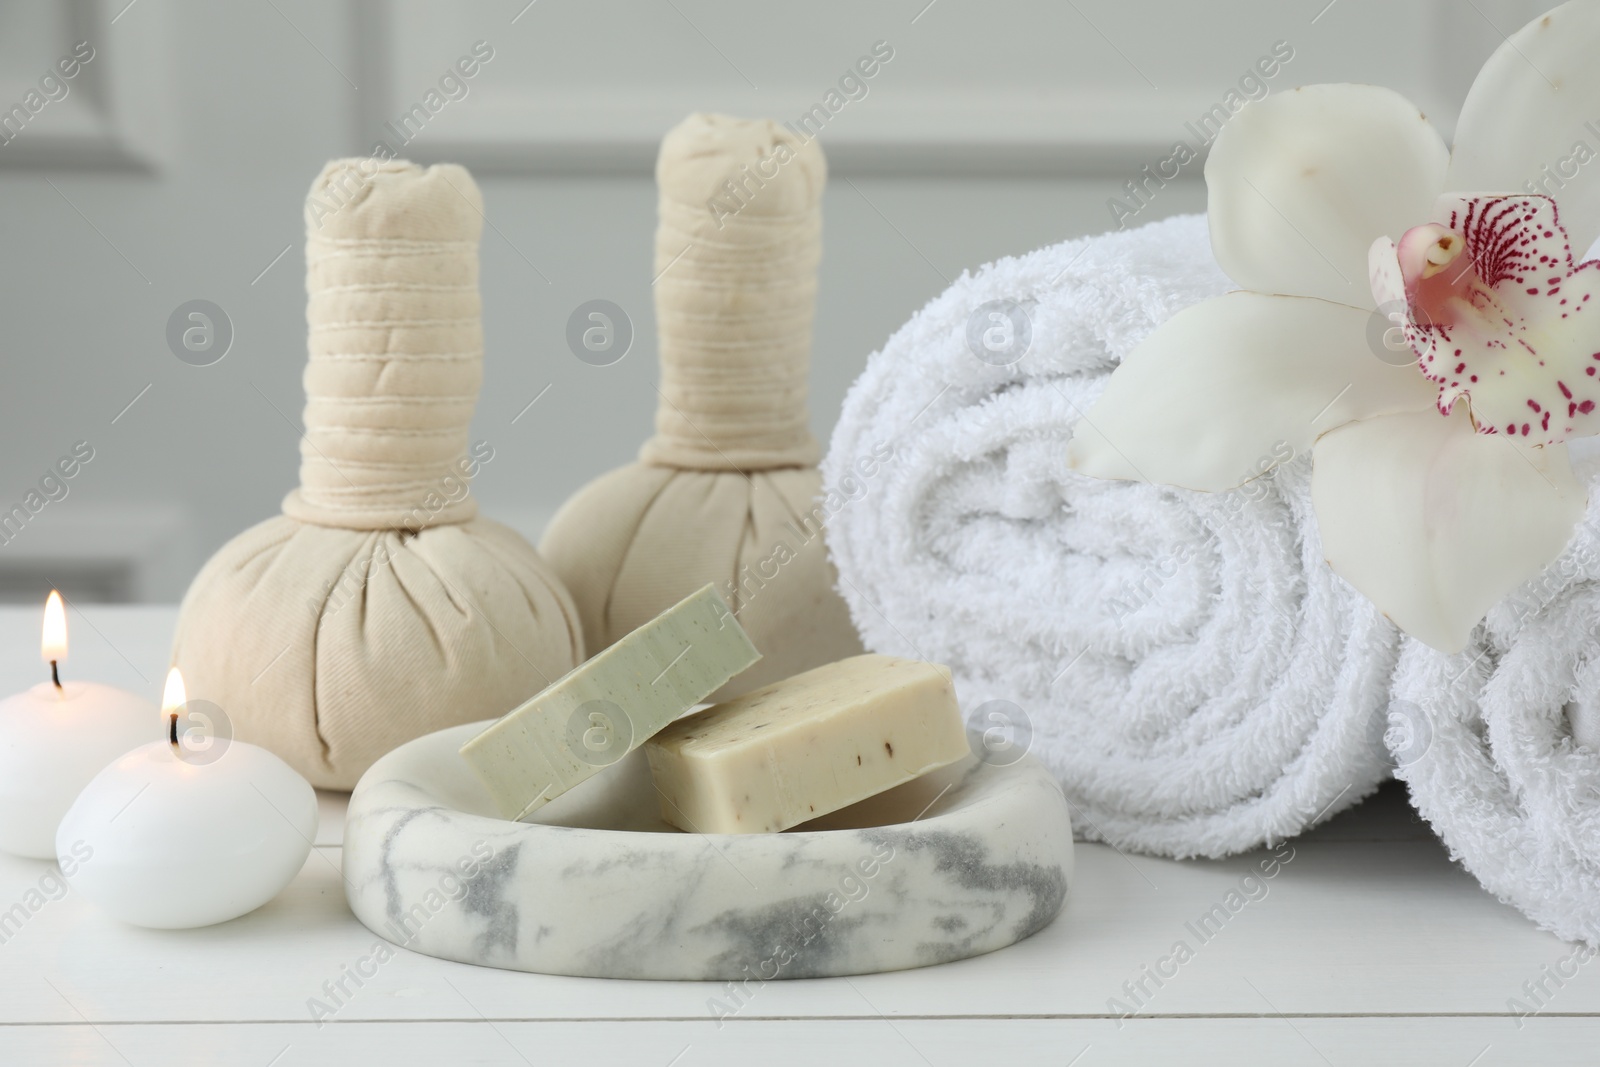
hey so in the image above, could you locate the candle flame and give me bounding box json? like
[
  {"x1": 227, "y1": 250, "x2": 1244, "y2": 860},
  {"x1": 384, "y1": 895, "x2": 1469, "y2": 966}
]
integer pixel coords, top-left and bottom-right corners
[
  {"x1": 161, "y1": 667, "x2": 186, "y2": 716},
  {"x1": 40, "y1": 591, "x2": 66, "y2": 665}
]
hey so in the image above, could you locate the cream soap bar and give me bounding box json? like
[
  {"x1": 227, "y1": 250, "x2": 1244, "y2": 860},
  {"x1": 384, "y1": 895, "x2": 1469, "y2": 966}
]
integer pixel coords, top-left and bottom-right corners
[
  {"x1": 645, "y1": 654, "x2": 970, "y2": 833},
  {"x1": 460, "y1": 585, "x2": 759, "y2": 821}
]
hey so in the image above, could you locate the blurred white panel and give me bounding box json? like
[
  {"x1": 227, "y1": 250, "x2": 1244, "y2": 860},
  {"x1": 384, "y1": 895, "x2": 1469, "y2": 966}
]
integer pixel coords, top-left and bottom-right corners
[
  {"x1": 0, "y1": 0, "x2": 171, "y2": 170},
  {"x1": 359, "y1": 0, "x2": 1549, "y2": 175}
]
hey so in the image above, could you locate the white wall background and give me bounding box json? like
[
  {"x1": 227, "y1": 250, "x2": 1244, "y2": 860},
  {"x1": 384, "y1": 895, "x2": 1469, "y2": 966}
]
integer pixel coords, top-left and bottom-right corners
[{"x1": 0, "y1": 0, "x2": 1547, "y2": 602}]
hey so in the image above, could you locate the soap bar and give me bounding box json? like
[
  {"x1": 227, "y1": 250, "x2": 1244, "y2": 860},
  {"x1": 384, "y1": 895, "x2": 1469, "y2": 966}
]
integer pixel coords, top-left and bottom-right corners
[
  {"x1": 460, "y1": 584, "x2": 759, "y2": 820},
  {"x1": 645, "y1": 654, "x2": 970, "y2": 833}
]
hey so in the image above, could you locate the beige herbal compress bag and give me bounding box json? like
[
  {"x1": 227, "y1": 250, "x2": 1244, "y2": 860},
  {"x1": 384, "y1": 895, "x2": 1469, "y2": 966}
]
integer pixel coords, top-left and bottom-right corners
[
  {"x1": 540, "y1": 114, "x2": 862, "y2": 698},
  {"x1": 173, "y1": 160, "x2": 583, "y2": 789}
]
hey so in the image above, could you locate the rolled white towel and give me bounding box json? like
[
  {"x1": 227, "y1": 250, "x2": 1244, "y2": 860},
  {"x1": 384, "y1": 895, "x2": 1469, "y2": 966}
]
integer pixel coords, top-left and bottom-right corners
[
  {"x1": 1391, "y1": 459, "x2": 1600, "y2": 943},
  {"x1": 823, "y1": 213, "x2": 1401, "y2": 859}
]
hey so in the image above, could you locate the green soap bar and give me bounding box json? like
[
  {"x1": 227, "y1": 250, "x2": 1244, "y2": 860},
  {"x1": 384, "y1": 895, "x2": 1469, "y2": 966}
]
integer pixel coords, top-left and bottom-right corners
[{"x1": 459, "y1": 584, "x2": 760, "y2": 820}]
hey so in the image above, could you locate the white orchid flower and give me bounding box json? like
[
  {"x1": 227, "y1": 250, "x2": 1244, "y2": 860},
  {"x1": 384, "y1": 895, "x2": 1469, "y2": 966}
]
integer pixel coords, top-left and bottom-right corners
[{"x1": 1066, "y1": 1, "x2": 1600, "y2": 653}]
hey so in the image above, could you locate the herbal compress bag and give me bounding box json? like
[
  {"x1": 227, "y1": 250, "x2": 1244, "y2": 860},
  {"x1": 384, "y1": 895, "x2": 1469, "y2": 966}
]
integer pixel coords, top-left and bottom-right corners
[
  {"x1": 540, "y1": 114, "x2": 862, "y2": 698},
  {"x1": 173, "y1": 160, "x2": 583, "y2": 789}
]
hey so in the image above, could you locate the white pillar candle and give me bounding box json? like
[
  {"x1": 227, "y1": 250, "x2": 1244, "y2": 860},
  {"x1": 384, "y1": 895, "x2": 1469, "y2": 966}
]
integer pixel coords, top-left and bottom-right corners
[
  {"x1": 0, "y1": 592, "x2": 155, "y2": 858},
  {"x1": 56, "y1": 668, "x2": 317, "y2": 930}
]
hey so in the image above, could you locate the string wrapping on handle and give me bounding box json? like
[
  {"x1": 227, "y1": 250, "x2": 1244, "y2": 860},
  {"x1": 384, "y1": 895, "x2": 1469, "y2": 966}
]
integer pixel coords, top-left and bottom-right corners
[
  {"x1": 283, "y1": 160, "x2": 485, "y2": 530},
  {"x1": 640, "y1": 115, "x2": 825, "y2": 471}
]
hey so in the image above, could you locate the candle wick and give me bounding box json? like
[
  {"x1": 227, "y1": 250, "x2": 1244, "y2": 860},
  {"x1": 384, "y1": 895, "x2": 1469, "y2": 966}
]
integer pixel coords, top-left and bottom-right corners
[
  {"x1": 169, "y1": 712, "x2": 181, "y2": 759},
  {"x1": 50, "y1": 660, "x2": 61, "y2": 691}
]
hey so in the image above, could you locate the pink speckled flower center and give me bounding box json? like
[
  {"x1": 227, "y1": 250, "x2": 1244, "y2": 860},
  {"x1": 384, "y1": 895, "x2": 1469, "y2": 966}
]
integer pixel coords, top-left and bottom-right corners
[
  {"x1": 1374, "y1": 195, "x2": 1600, "y2": 444},
  {"x1": 1400, "y1": 225, "x2": 1483, "y2": 325}
]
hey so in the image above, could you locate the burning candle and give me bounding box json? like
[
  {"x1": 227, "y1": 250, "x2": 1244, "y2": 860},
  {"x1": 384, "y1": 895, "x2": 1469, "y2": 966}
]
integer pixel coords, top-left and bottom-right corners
[
  {"x1": 0, "y1": 592, "x2": 156, "y2": 858},
  {"x1": 57, "y1": 668, "x2": 317, "y2": 929}
]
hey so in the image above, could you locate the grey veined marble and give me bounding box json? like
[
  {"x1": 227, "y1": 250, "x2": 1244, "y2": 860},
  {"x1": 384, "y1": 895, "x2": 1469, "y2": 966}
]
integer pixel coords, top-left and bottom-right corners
[{"x1": 343, "y1": 721, "x2": 1073, "y2": 980}]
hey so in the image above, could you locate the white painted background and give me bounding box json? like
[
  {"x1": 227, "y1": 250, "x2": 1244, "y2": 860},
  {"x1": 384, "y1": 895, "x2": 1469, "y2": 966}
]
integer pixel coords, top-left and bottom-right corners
[{"x1": 0, "y1": 0, "x2": 1546, "y2": 601}]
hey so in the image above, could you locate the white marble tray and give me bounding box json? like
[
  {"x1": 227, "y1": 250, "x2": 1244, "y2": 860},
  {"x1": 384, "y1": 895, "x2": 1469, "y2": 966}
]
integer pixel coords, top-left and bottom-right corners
[{"x1": 342, "y1": 720, "x2": 1073, "y2": 980}]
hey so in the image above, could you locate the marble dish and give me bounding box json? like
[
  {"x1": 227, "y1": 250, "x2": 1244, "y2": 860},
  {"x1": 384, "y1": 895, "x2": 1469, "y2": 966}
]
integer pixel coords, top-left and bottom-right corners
[{"x1": 343, "y1": 721, "x2": 1074, "y2": 980}]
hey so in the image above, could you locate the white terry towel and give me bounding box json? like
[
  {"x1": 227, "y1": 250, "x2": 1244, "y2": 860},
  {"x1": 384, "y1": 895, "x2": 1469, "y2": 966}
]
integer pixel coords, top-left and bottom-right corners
[
  {"x1": 823, "y1": 213, "x2": 1402, "y2": 859},
  {"x1": 1391, "y1": 452, "x2": 1600, "y2": 944}
]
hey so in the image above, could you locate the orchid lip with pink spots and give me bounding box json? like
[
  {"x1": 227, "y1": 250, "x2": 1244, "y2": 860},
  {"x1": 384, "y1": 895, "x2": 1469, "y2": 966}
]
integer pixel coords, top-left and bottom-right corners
[{"x1": 1371, "y1": 194, "x2": 1600, "y2": 444}]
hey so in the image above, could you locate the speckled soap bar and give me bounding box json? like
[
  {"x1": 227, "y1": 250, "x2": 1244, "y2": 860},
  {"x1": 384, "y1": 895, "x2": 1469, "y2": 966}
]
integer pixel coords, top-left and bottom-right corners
[
  {"x1": 460, "y1": 584, "x2": 760, "y2": 821},
  {"x1": 645, "y1": 654, "x2": 970, "y2": 833}
]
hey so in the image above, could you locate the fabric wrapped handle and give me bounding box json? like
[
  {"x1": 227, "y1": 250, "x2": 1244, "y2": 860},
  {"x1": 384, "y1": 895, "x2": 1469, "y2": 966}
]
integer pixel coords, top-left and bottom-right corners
[
  {"x1": 283, "y1": 159, "x2": 484, "y2": 530},
  {"x1": 640, "y1": 114, "x2": 826, "y2": 471}
]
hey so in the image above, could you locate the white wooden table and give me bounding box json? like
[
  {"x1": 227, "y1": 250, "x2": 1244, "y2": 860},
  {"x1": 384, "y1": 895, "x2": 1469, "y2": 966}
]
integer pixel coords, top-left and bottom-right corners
[{"x1": 1, "y1": 605, "x2": 1596, "y2": 1066}]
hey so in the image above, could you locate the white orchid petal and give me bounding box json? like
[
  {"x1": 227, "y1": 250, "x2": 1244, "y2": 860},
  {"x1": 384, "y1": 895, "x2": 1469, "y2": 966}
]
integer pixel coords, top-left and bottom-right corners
[
  {"x1": 1369, "y1": 236, "x2": 1408, "y2": 311},
  {"x1": 1312, "y1": 408, "x2": 1585, "y2": 653},
  {"x1": 1065, "y1": 292, "x2": 1437, "y2": 491},
  {"x1": 1447, "y1": 0, "x2": 1600, "y2": 253},
  {"x1": 1207, "y1": 84, "x2": 1449, "y2": 309}
]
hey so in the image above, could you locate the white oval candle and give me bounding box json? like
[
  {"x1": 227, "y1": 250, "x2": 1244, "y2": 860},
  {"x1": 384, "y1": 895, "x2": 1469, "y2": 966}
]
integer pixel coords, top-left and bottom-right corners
[
  {"x1": 57, "y1": 668, "x2": 317, "y2": 929},
  {"x1": 0, "y1": 592, "x2": 156, "y2": 858}
]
